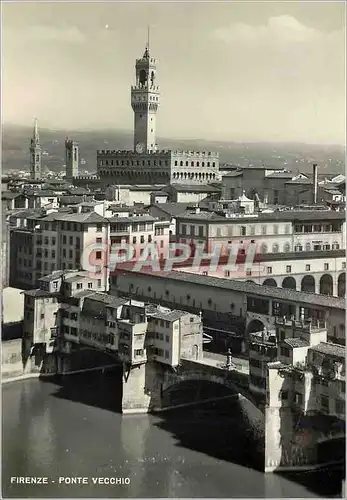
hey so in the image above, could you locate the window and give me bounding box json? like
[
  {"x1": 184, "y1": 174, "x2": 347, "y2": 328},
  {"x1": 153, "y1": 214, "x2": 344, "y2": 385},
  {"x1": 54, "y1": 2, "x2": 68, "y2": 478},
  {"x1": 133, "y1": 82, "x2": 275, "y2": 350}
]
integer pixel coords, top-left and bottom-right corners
[
  {"x1": 286, "y1": 265, "x2": 291, "y2": 273},
  {"x1": 261, "y1": 225, "x2": 267, "y2": 235},
  {"x1": 306, "y1": 264, "x2": 311, "y2": 271},
  {"x1": 88, "y1": 282, "x2": 93, "y2": 289},
  {"x1": 225, "y1": 270, "x2": 230, "y2": 277},
  {"x1": 135, "y1": 349, "x2": 144, "y2": 356},
  {"x1": 273, "y1": 224, "x2": 278, "y2": 235},
  {"x1": 96, "y1": 224, "x2": 103, "y2": 232},
  {"x1": 96, "y1": 237, "x2": 102, "y2": 243},
  {"x1": 165, "y1": 350, "x2": 169, "y2": 359},
  {"x1": 96, "y1": 251, "x2": 102, "y2": 260},
  {"x1": 69, "y1": 236, "x2": 73, "y2": 245},
  {"x1": 267, "y1": 267, "x2": 272, "y2": 274},
  {"x1": 246, "y1": 269, "x2": 252, "y2": 276},
  {"x1": 241, "y1": 226, "x2": 246, "y2": 236},
  {"x1": 294, "y1": 392, "x2": 303, "y2": 405},
  {"x1": 97, "y1": 279, "x2": 102, "y2": 287},
  {"x1": 40, "y1": 313, "x2": 44, "y2": 319},
  {"x1": 133, "y1": 237, "x2": 136, "y2": 244},
  {"x1": 342, "y1": 262, "x2": 346, "y2": 269},
  {"x1": 324, "y1": 263, "x2": 329, "y2": 271},
  {"x1": 77, "y1": 283, "x2": 82, "y2": 290}
]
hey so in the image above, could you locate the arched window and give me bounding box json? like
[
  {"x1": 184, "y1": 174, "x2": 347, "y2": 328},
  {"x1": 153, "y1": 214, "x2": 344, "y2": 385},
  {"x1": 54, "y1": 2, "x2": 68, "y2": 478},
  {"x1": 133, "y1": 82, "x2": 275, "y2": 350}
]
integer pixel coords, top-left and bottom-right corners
[
  {"x1": 260, "y1": 243, "x2": 268, "y2": 254},
  {"x1": 305, "y1": 243, "x2": 311, "y2": 252},
  {"x1": 174, "y1": 161, "x2": 178, "y2": 166},
  {"x1": 294, "y1": 243, "x2": 303, "y2": 251},
  {"x1": 272, "y1": 243, "x2": 279, "y2": 253}
]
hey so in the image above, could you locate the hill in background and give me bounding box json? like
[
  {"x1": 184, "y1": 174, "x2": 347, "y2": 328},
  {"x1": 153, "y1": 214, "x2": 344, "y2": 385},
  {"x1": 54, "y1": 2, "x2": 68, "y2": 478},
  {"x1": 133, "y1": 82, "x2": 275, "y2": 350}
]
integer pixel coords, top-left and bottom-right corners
[{"x1": 2, "y1": 123, "x2": 345, "y2": 176}]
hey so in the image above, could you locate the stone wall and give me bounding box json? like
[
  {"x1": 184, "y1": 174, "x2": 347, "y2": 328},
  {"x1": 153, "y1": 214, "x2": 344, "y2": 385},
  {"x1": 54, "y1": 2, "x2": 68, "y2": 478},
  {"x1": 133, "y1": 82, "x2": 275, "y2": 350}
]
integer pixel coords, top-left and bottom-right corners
[{"x1": 1, "y1": 339, "x2": 57, "y2": 380}]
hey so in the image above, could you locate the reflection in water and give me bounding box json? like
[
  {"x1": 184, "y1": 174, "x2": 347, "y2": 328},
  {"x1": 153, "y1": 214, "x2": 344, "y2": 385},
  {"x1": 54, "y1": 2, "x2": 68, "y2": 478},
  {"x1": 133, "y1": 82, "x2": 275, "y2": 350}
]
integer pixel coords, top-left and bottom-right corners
[{"x1": 2, "y1": 374, "x2": 344, "y2": 498}]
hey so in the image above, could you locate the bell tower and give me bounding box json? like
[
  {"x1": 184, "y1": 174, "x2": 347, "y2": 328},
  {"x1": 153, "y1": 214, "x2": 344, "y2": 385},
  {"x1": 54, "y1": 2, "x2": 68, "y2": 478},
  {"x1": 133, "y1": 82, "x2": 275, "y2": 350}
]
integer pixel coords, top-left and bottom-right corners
[
  {"x1": 131, "y1": 31, "x2": 160, "y2": 154},
  {"x1": 29, "y1": 117, "x2": 42, "y2": 180}
]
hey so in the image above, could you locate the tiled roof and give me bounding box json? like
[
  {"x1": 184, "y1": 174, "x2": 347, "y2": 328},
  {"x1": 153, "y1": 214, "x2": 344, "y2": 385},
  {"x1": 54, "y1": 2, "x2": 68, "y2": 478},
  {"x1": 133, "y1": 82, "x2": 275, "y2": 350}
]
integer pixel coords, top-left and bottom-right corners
[
  {"x1": 265, "y1": 172, "x2": 293, "y2": 179},
  {"x1": 108, "y1": 215, "x2": 157, "y2": 223},
  {"x1": 85, "y1": 293, "x2": 127, "y2": 307},
  {"x1": 309, "y1": 342, "x2": 345, "y2": 358},
  {"x1": 170, "y1": 184, "x2": 221, "y2": 193},
  {"x1": 222, "y1": 171, "x2": 243, "y2": 178},
  {"x1": 285, "y1": 179, "x2": 313, "y2": 185},
  {"x1": 39, "y1": 271, "x2": 65, "y2": 282},
  {"x1": 148, "y1": 309, "x2": 187, "y2": 322},
  {"x1": 22, "y1": 289, "x2": 58, "y2": 298},
  {"x1": 59, "y1": 196, "x2": 85, "y2": 204},
  {"x1": 119, "y1": 267, "x2": 345, "y2": 310},
  {"x1": 41, "y1": 211, "x2": 107, "y2": 224},
  {"x1": 283, "y1": 338, "x2": 309, "y2": 348},
  {"x1": 175, "y1": 209, "x2": 345, "y2": 223},
  {"x1": 64, "y1": 274, "x2": 89, "y2": 283},
  {"x1": 177, "y1": 210, "x2": 224, "y2": 220},
  {"x1": 148, "y1": 203, "x2": 193, "y2": 217}
]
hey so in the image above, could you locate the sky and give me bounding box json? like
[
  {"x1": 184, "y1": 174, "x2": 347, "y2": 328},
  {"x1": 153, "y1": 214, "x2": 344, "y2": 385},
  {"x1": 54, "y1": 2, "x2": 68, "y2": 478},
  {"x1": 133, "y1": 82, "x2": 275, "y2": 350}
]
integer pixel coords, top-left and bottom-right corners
[{"x1": 2, "y1": 1, "x2": 346, "y2": 144}]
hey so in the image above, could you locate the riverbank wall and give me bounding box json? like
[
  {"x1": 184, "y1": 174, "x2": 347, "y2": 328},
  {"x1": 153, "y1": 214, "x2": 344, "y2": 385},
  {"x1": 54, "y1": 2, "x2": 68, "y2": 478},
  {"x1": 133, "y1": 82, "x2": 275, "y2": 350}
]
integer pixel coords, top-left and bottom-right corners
[{"x1": 1, "y1": 339, "x2": 57, "y2": 381}]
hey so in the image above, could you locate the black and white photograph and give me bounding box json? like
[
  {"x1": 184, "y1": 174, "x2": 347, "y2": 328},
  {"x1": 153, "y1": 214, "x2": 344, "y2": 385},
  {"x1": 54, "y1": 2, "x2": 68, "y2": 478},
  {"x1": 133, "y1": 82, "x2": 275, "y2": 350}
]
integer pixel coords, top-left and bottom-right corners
[{"x1": 1, "y1": 0, "x2": 346, "y2": 498}]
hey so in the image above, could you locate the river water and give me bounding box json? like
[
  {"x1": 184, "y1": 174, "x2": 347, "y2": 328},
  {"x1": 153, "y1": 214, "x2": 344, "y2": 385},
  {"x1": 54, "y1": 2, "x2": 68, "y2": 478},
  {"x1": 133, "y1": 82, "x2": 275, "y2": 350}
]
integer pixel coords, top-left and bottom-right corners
[{"x1": 2, "y1": 369, "x2": 344, "y2": 498}]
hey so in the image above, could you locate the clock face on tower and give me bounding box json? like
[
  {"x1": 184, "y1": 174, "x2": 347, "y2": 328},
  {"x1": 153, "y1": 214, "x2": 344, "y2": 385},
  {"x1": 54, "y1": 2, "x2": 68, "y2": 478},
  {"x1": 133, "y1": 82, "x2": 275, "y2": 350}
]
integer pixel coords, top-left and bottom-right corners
[{"x1": 135, "y1": 142, "x2": 145, "y2": 154}]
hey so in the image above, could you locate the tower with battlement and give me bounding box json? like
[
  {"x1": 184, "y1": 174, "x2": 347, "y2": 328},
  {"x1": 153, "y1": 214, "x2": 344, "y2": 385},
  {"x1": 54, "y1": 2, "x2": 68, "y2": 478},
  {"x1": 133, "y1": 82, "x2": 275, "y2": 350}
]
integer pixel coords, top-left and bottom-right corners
[
  {"x1": 131, "y1": 43, "x2": 160, "y2": 154},
  {"x1": 30, "y1": 118, "x2": 42, "y2": 180},
  {"x1": 93, "y1": 39, "x2": 221, "y2": 187},
  {"x1": 65, "y1": 138, "x2": 79, "y2": 181}
]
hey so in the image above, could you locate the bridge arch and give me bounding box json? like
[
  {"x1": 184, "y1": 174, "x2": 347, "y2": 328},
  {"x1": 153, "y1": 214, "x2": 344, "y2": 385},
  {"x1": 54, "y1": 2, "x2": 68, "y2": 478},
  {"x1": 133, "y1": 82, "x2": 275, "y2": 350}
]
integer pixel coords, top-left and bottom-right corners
[
  {"x1": 263, "y1": 278, "x2": 277, "y2": 287},
  {"x1": 282, "y1": 277, "x2": 296, "y2": 290},
  {"x1": 320, "y1": 274, "x2": 333, "y2": 296},
  {"x1": 338, "y1": 272, "x2": 345, "y2": 297},
  {"x1": 161, "y1": 369, "x2": 260, "y2": 410},
  {"x1": 301, "y1": 275, "x2": 315, "y2": 293}
]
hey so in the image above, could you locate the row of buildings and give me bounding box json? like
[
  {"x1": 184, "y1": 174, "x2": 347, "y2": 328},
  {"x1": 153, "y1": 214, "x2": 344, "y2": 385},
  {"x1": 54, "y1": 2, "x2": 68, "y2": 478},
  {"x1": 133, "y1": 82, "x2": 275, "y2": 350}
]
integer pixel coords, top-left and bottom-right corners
[{"x1": 4, "y1": 192, "x2": 345, "y2": 298}]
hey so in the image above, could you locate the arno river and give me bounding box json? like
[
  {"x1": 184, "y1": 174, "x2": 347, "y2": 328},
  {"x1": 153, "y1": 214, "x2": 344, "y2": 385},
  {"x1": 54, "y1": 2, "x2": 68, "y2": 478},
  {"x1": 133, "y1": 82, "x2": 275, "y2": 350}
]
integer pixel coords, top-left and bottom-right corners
[{"x1": 2, "y1": 369, "x2": 344, "y2": 498}]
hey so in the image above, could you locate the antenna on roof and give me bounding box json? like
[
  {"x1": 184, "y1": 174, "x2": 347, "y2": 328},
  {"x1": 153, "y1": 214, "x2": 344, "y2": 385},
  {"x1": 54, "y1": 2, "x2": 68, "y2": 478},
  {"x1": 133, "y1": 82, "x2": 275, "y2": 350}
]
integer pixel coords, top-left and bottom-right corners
[{"x1": 147, "y1": 24, "x2": 150, "y2": 52}]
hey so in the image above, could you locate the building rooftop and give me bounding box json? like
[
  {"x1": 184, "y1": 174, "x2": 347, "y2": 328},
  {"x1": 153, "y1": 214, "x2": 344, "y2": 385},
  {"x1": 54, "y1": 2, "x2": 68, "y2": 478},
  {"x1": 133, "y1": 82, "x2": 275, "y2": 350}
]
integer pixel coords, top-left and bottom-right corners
[
  {"x1": 175, "y1": 209, "x2": 345, "y2": 223},
  {"x1": 169, "y1": 184, "x2": 221, "y2": 193},
  {"x1": 84, "y1": 292, "x2": 127, "y2": 307},
  {"x1": 309, "y1": 342, "x2": 345, "y2": 359},
  {"x1": 108, "y1": 215, "x2": 157, "y2": 224},
  {"x1": 148, "y1": 203, "x2": 194, "y2": 217},
  {"x1": 283, "y1": 338, "x2": 310, "y2": 348},
  {"x1": 118, "y1": 267, "x2": 345, "y2": 310},
  {"x1": 64, "y1": 274, "x2": 89, "y2": 283},
  {"x1": 147, "y1": 309, "x2": 187, "y2": 322},
  {"x1": 41, "y1": 211, "x2": 107, "y2": 224},
  {"x1": 222, "y1": 171, "x2": 243, "y2": 178},
  {"x1": 39, "y1": 271, "x2": 65, "y2": 282},
  {"x1": 22, "y1": 289, "x2": 58, "y2": 298},
  {"x1": 265, "y1": 172, "x2": 293, "y2": 179}
]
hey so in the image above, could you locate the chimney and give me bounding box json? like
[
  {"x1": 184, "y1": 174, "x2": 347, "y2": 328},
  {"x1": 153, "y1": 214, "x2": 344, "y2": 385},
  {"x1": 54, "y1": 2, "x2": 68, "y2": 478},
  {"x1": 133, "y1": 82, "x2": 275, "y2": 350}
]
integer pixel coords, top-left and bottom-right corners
[{"x1": 313, "y1": 163, "x2": 318, "y2": 204}]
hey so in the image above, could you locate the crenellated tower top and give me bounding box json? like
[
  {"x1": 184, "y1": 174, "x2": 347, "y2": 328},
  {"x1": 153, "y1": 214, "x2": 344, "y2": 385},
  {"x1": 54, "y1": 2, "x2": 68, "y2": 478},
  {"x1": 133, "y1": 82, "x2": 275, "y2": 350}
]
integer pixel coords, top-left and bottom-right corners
[{"x1": 131, "y1": 31, "x2": 160, "y2": 154}]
